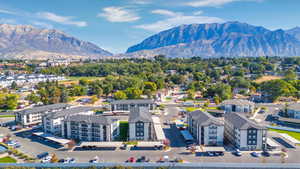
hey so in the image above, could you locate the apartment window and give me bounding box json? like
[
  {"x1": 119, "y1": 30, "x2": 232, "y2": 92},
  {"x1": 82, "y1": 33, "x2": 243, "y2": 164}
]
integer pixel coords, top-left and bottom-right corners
[
  {"x1": 136, "y1": 121, "x2": 144, "y2": 138},
  {"x1": 247, "y1": 128, "x2": 257, "y2": 145}
]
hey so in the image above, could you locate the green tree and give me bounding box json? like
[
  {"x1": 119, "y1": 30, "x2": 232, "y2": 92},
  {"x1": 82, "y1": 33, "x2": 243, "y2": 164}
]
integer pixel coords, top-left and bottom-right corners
[
  {"x1": 144, "y1": 82, "x2": 157, "y2": 92},
  {"x1": 125, "y1": 88, "x2": 142, "y2": 99},
  {"x1": 10, "y1": 81, "x2": 18, "y2": 90},
  {"x1": 284, "y1": 69, "x2": 297, "y2": 81},
  {"x1": 260, "y1": 79, "x2": 297, "y2": 102},
  {"x1": 4, "y1": 94, "x2": 19, "y2": 110},
  {"x1": 114, "y1": 91, "x2": 127, "y2": 100},
  {"x1": 25, "y1": 93, "x2": 40, "y2": 104}
]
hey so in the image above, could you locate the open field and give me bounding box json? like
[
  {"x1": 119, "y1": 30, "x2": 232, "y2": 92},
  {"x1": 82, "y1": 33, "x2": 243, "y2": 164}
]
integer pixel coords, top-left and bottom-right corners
[
  {"x1": 269, "y1": 128, "x2": 300, "y2": 141},
  {"x1": 185, "y1": 107, "x2": 205, "y2": 112},
  {"x1": 59, "y1": 76, "x2": 104, "y2": 85},
  {"x1": 0, "y1": 156, "x2": 17, "y2": 163},
  {"x1": 0, "y1": 115, "x2": 15, "y2": 118},
  {"x1": 254, "y1": 75, "x2": 283, "y2": 84}
]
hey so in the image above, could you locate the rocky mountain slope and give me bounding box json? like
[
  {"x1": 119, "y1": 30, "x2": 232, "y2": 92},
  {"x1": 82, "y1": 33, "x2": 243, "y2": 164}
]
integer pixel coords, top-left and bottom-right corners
[
  {"x1": 0, "y1": 24, "x2": 112, "y2": 60},
  {"x1": 126, "y1": 22, "x2": 300, "y2": 58},
  {"x1": 286, "y1": 27, "x2": 300, "y2": 41}
]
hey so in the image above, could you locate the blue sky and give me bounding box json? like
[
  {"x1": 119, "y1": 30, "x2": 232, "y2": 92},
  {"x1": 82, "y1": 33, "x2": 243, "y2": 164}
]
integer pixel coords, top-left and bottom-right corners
[{"x1": 0, "y1": 0, "x2": 299, "y2": 53}]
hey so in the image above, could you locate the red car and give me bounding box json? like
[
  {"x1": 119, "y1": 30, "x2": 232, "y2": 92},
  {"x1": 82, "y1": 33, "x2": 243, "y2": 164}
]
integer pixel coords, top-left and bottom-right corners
[{"x1": 127, "y1": 157, "x2": 136, "y2": 163}]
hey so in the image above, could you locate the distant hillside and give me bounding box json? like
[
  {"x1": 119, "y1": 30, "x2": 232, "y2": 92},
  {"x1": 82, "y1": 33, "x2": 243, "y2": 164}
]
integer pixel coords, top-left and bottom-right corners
[
  {"x1": 0, "y1": 24, "x2": 112, "y2": 60},
  {"x1": 126, "y1": 21, "x2": 300, "y2": 58},
  {"x1": 286, "y1": 27, "x2": 300, "y2": 41}
]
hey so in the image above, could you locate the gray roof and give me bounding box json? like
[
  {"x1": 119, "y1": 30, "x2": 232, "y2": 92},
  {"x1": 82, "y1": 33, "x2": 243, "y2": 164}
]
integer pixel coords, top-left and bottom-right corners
[
  {"x1": 189, "y1": 110, "x2": 223, "y2": 126},
  {"x1": 111, "y1": 99, "x2": 154, "y2": 105},
  {"x1": 225, "y1": 112, "x2": 266, "y2": 130},
  {"x1": 17, "y1": 103, "x2": 71, "y2": 115},
  {"x1": 221, "y1": 99, "x2": 255, "y2": 106},
  {"x1": 128, "y1": 107, "x2": 153, "y2": 123},
  {"x1": 287, "y1": 103, "x2": 300, "y2": 111},
  {"x1": 64, "y1": 115, "x2": 114, "y2": 125},
  {"x1": 45, "y1": 106, "x2": 97, "y2": 119}
]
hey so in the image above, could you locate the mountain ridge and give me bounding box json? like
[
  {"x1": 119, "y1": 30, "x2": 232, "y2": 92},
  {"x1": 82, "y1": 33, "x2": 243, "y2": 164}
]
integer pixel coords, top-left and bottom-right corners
[
  {"x1": 126, "y1": 21, "x2": 300, "y2": 58},
  {"x1": 0, "y1": 24, "x2": 112, "y2": 60}
]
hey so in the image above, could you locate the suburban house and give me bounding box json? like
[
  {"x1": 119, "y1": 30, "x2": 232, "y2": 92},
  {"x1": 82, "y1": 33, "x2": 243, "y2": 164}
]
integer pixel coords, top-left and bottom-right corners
[
  {"x1": 111, "y1": 99, "x2": 156, "y2": 112},
  {"x1": 224, "y1": 112, "x2": 267, "y2": 151},
  {"x1": 62, "y1": 115, "x2": 119, "y2": 142},
  {"x1": 0, "y1": 74, "x2": 65, "y2": 87},
  {"x1": 187, "y1": 110, "x2": 224, "y2": 146},
  {"x1": 15, "y1": 103, "x2": 72, "y2": 126},
  {"x1": 43, "y1": 107, "x2": 96, "y2": 136},
  {"x1": 278, "y1": 103, "x2": 300, "y2": 125},
  {"x1": 286, "y1": 103, "x2": 300, "y2": 119},
  {"x1": 220, "y1": 99, "x2": 255, "y2": 113},
  {"x1": 128, "y1": 107, "x2": 154, "y2": 141}
]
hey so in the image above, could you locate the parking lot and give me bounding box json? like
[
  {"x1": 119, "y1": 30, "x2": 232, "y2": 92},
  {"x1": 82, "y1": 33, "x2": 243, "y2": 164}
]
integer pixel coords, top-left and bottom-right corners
[{"x1": 1, "y1": 104, "x2": 300, "y2": 163}]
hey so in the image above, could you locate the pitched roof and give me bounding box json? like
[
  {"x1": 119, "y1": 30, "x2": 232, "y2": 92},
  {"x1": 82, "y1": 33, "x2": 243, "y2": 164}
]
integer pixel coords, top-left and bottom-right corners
[
  {"x1": 17, "y1": 103, "x2": 71, "y2": 115},
  {"x1": 45, "y1": 106, "x2": 97, "y2": 119},
  {"x1": 128, "y1": 107, "x2": 153, "y2": 123},
  {"x1": 64, "y1": 115, "x2": 114, "y2": 125},
  {"x1": 287, "y1": 103, "x2": 300, "y2": 111},
  {"x1": 111, "y1": 99, "x2": 154, "y2": 105},
  {"x1": 221, "y1": 99, "x2": 255, "y2": 106},
  {"x1": 225, "y1": 112, "x2": 265, "y2": 130},
  {"x1": 189, "y1": 110, "x2": 223, "y2": 126}
]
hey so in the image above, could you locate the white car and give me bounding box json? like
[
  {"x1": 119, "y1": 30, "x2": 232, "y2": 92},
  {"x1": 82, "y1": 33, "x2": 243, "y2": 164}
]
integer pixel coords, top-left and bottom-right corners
[{"x1": 41, "y1": 156, "x2": 52, "y2": 163}]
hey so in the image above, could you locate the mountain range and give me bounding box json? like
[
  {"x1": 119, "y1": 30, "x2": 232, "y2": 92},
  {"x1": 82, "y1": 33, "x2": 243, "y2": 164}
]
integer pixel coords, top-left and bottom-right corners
[
  {"x1": 125, "y1": 21, "x2": 300, "y2": 58},
  {"x1": 1, "y1": 22, "x2": 300, "y2": 60},
  {"x1": 0, "y1": 24, "x2": 112, "y2": 60}
]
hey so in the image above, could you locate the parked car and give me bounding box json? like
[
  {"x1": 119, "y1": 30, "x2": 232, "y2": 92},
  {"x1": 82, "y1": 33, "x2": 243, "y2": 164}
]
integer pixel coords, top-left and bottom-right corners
[
  {"x1": 261, "y1": 151, "x2": 271, "y2": 157},
  {"x1": 69, "y1": 158, "x2": 76, "y2": 163},
  {"x1": 127, "y1": 157, "x2": 136, "y2": 163},
  {"x1": 90, "y1": 156, "x2": 99, "y2": 163},
  {"x1": 251, "y1": 152, "x2": 261, "y2": 157},
  {"x1": 233, "y1": 149, "x2": 242, "y2": 156},
  {"x1": 41, "y1": 155, "x2": 52, "y2": 163},
  {"x1": 37, "y1": 152, "x2": 49, "y2": 159}
]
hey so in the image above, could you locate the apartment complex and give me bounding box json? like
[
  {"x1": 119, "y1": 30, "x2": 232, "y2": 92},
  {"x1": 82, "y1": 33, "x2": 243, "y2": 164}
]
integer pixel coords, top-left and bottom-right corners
[
  {"x1": 188, "y1": 110, "x2": 224, "y2": 146},
  {"x1": 0, "y1": 74, "x2": 65, "y2": 87},
  {"x1": 15, "y1": 104, "x2": 71, "y2": 126},
  {"x1": 43, "y1": 107, "x2": 95, "y2": 136},
  {"x1": 221, "y1": 99, "x2": 255, "y2": 113},
  {"x1": 129, "y1": 107, "x2": 154, "y2": 141},
  {"x1": 287, "y1": 103, "x2": 300, "y2": 119},
  {"x1": 111, "y1": 99, "x2": 156, "y2": 112},
  {"x1": 62, "y1": 115, "x2": 119, "y2": 142},
  {"x1": 224, "y1": 112, "x2": 267, "y2": 151}
]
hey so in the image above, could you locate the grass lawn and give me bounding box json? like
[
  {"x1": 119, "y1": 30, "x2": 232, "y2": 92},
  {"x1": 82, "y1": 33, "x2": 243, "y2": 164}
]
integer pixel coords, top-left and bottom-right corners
[
  {"x1": 185, "y1": 107, "x2": 204, "y2": 112},
  {"x1": 254, "y1": 75, "x2": 282, "y2": 84},
  {"x1": 0, "y1": 156, "x2": 17, "y2": 163},
  {"x1": 118, "y1": 121, "x2": 129, "y2": 141},
  {"x1": 59, "y1": 76, "x2": 103, "y2": 86},
  {"x1": 269, "y1": 128, "x2": 300, "y2": 141},
  {"x1": 66, "y1": 76, "x2": 103, "y2": 81},
  {"x1": 0, "y1": 115, "x2": 15, "y2": 118}
]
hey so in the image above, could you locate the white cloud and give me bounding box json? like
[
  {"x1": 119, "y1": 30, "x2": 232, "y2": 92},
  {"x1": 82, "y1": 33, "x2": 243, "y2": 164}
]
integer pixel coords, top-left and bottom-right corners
[
  {"x1": 193, "y1": 11, "x2": 203, "y2": 15},
  {"x1": 130, "y1": 0, "x2": 152, "y2": 5},
  {"x1": 135, "y1": 10, "x2": 223, "y2": 32},
  {"x1": 31, "y1": 21, "x2": 53, "y2": 29},
  {"x1": 185, "y1": 0, "x2": 236, "y2": 7},
  {"x1": 98, "y1": 6, "x2": 140, "y2": 23},
  {"x1": 0, "y1": 9, "x2": 17, "y2": 15},
  {"x1": 185, "y1": 0, "x2": 262, "y2": 7},
  {"x1": 36, "y1": 12, "x2": 87, "y2": 27},
  {"x1": 151, "y1": 9, "x2": 179, "y2": 17},
  {"x1": 0, "y1": 18, "x2": 16, "y2": 24}
]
